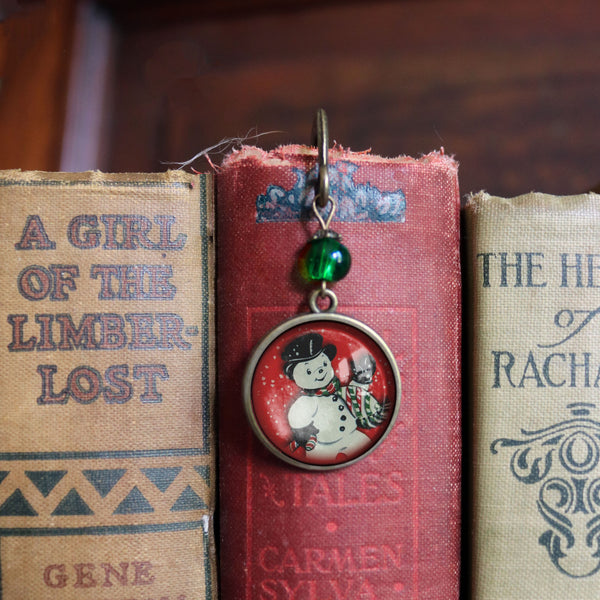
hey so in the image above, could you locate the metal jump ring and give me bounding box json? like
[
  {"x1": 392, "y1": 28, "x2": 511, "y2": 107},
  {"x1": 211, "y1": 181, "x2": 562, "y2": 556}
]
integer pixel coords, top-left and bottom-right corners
[{"x1": 308, "y1": 286, "x2": 338, "y2": 314}]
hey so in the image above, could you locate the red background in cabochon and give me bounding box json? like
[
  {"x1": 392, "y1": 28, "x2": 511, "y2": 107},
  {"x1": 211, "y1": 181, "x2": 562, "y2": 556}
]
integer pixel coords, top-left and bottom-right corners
[{"x1": 250, "y1": 319, "x2": 398, "y2": 463}]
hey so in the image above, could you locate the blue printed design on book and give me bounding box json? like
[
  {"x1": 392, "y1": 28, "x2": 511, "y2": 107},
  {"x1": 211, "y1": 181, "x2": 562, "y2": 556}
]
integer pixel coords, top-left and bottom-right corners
[
  {"x1": 25, "y1": 470, "x2": 67, "y2": 497},
  {"x1": 492, "y1": 404, "x2": 600, "y2": 578},
  {"x1": 256, "y1": 162, "x2": 406, "y2": 223},
  {"x1": 52, "y1": 489, "x2": 94, "y2": 516},
  {"x1": 0, "y1": 454, "x2": 212, "y2": 535}
]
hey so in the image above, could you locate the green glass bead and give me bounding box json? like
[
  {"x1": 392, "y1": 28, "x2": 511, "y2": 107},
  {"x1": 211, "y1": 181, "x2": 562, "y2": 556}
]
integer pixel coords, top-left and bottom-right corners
[{"x1": 298, "y1": 234, "x2": 351, "y2": 282}]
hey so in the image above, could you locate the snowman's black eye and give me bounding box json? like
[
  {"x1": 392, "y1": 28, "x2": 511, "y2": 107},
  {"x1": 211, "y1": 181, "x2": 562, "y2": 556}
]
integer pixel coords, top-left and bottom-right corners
[{"x1": 306, "y1": 369, "x2": 312, "y2": 375}]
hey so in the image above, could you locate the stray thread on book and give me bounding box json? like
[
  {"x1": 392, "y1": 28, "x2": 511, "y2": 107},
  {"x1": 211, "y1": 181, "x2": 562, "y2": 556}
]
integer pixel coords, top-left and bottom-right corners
[{"x1": 163, "y1": 129, "x2": 283, "y2": 172}]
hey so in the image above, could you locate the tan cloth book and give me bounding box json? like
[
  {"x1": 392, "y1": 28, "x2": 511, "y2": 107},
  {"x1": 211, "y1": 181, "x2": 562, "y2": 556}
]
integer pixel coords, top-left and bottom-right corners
[
  {"x1": 0, "y1": 170, "x2": 216, "y2": 599},
  {"x1": 466, "y1": 191, "x2": 600, "y2": 599}
]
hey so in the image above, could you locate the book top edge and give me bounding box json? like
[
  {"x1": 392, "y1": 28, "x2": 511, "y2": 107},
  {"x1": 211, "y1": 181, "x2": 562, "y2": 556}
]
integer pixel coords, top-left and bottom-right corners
[
  {"x1": 0, "y1": 169, "x2": 201, "y2": 184},
  {"x1": 466, "y1": 190, "x2": 600, "y2": 212},
  {"x1": 220, "y1": 144, "x2": 458, "y2": 171}
]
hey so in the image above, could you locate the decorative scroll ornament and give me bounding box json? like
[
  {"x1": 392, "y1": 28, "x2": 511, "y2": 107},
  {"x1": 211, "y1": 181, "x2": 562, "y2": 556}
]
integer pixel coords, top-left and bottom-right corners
[{"x1": 492, "y1": 405, "x2": 600, "y2": 577}]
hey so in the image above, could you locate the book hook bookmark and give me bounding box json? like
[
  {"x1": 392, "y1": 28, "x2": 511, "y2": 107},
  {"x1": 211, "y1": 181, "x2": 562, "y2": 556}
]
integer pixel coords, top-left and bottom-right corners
[{"x1": 243, "y1": 109, "x2": 401, "y2": 471}]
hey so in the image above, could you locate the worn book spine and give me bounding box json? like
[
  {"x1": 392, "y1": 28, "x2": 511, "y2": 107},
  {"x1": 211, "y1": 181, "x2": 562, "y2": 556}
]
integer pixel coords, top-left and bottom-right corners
[
  {"x1": 465, "y1": 191, "x2": 600, "y2": 599},
  {"x1": 0, "y1": 170, "x2": 216, "y2": 599},
  {"x1": 217, "y1": 145, "x2": 461, "y2": 599}
]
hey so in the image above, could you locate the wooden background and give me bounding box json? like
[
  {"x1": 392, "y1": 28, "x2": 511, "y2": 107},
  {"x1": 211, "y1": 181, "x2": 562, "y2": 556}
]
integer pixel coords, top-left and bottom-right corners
[{"x1": 1, "y1": 0, "x2": 600, "y2": 197}]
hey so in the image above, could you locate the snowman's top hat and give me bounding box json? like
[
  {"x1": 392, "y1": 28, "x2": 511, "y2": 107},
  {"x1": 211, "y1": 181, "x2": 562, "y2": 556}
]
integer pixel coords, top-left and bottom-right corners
[{"x1": 282, "y1": 332, "x2": 337, "y2": 379}]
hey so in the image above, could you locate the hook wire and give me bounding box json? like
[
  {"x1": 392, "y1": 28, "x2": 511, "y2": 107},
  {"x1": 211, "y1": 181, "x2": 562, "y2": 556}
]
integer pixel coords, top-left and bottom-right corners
[{"x1": 312, "y1": 109, "x2": 330, "y2": 209}]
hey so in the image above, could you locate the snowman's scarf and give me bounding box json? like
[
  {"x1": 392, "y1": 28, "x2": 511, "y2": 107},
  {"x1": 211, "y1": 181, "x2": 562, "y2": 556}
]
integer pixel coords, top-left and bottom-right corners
[
  {"x1": 345, "y1": 385, "x2": 387, "y2": 429},
  {"x1": 305, "y1": 378, "x2": 386, "y2": 430},
  {"x1": 305, "y1": 378, "x2": 341, "y2": 397}
]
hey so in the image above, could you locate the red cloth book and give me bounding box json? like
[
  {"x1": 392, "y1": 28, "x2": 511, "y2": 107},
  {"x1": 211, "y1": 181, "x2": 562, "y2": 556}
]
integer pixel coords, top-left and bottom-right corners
[{"x1": 217, "y1": 145, "x2": 461, "y2": 599}]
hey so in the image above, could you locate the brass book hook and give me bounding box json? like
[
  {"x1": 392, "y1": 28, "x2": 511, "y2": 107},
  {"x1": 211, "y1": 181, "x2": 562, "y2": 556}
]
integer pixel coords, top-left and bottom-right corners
[{"x1": 312, "y1": 108, "x2": 330, "y2": 209}]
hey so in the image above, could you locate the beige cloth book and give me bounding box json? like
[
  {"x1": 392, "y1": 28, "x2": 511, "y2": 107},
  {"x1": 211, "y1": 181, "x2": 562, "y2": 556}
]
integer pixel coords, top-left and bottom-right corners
[
  {"x1": 466, "y1": 191, "x2": 600, "y2": 599},
  {"x1": 0, "y1": 171, "x2": 216, "y2": 599}
]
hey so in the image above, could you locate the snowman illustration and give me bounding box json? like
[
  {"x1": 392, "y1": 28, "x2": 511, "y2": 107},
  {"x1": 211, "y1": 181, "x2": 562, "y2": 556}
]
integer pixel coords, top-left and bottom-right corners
[{"x1": 281, "y1": 332, "x2": 388, "y2": 462}]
